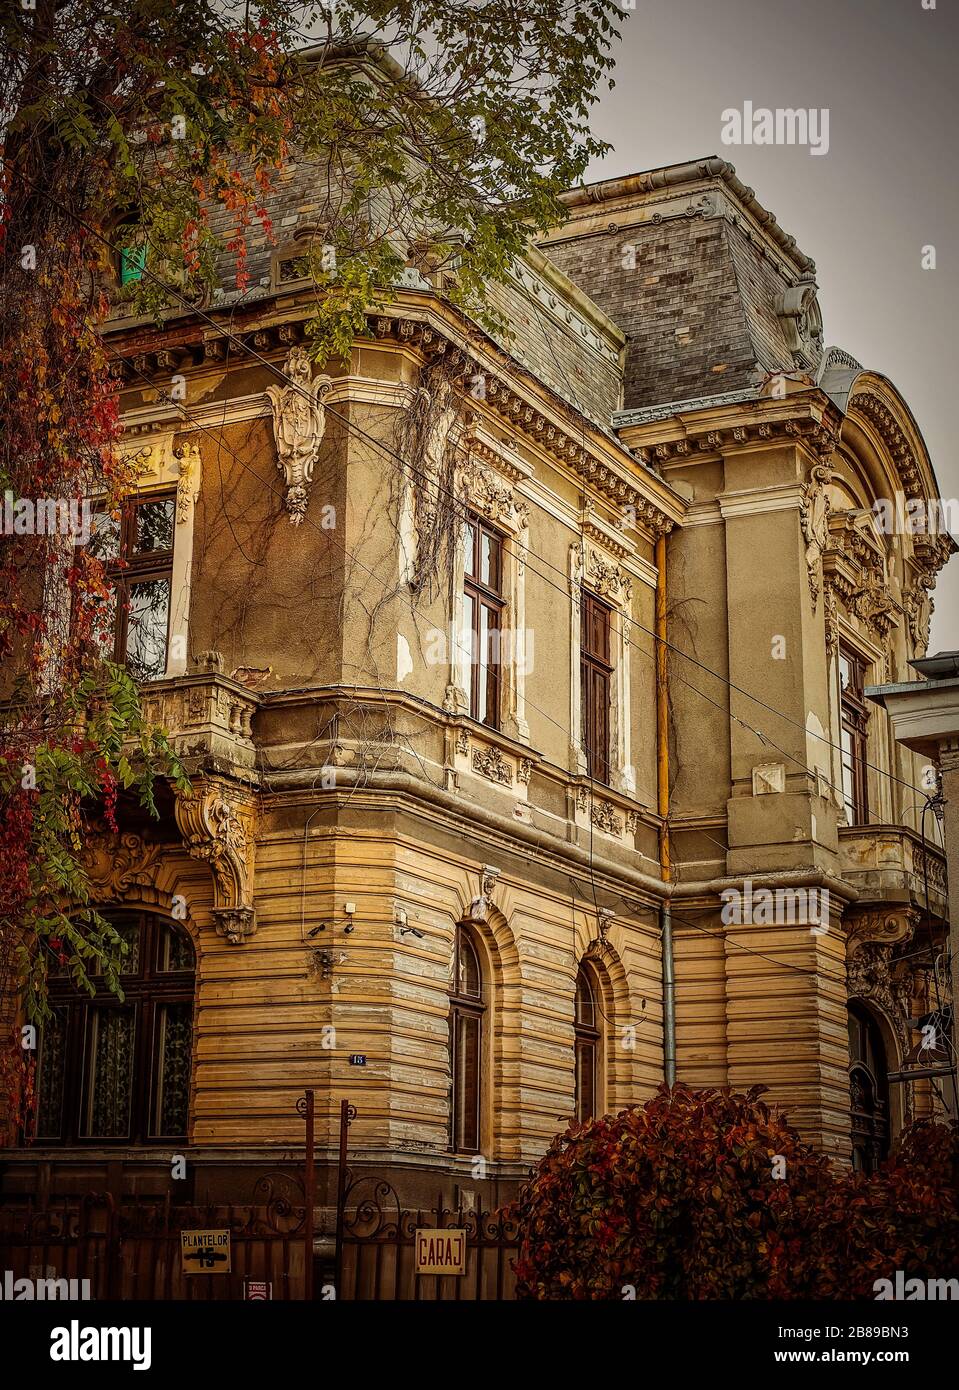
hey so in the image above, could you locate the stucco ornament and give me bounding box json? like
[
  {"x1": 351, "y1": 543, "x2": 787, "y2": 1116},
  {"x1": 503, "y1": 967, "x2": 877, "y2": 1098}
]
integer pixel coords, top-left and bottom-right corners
[
  {"x1": 80, "y1": 829, "x2": 164, "y2": 902},
  {"x1": 846, "y1": 940, "x2": 915, "y2": 1061},
  {"x1": 267, "y1": 347, "x2": 332, "y2": 524},
  {"x1": 775, "y1": 274, "x2": 824, "y2": 363},
  {"x1": 174, "y1": 442, "x2": 202, "y2": 523},
  {"x1": 467, "y1": 864, "x2": 500, "y2": 920},
  {"x1": 175, "y1": 780, "x2": 258, "y2": 943},
  {"x1": 800, "y1": 465, "x2": 831, "y2": 609},
  {"x1": 905, "y1": 576, "x2": 934, "y2": 656}
]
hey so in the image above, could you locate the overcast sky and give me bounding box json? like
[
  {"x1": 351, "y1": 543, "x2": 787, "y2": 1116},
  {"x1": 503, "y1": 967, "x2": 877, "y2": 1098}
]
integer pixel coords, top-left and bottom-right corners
[{"x1": 582, "y1": 0, "x2": 957, "y2": 653}]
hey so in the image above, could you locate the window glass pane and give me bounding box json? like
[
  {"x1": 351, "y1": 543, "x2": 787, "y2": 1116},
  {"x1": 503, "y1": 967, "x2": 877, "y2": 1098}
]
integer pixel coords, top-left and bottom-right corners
[
  {"x1": 464, "y1": 521, "x2": 477, "y2": 578},
  {"x1": 88, "y1": 509, "x2": 121, "y2": 563},
  {"x1": 480, "y1": 530, "x2": 500, "y2": 591},
  {"x1": 454, "y1": 1011, "x2": 481, "y2": 1150},
  {"x1": 575, "y1": 970, "x2": 595, "y2": 1026},
  {"x1": 457, "y1": 932, "x2": 481, "y2": 997},
  {"x1": 576, "y1": 1038, "x2": 595, "y2": 1124},
  {"x1": 133, "y1": 498, "x2": 175, "y2": 554},
  {"x1": 159, "y1": 923, "x2": 195, "y2": 973},
  {"x1": 89, "y1": 918, "x2": 140, "y2": 977},
  {"x1": 36, "y1": 1008, "x2": 68, "y2": 1140},
  {"x1": 125, "y1": 577, "x2": 170, "y2": 680},
  {"x1": 118, "y1": 919, "x2": 141, "y2": 975},
  {"x1": 81, "y1": 1008, "x2": 135, "y2": 1138},
  {"x1": 153, "y1": 1002, "x2": 193, "y2": 1137},
  {"x1": 462, "y1": 592, "x2": 475, "y2": 675},
  {"x1": 477, "y1": 604, "x2": 492, "y2": 724}
]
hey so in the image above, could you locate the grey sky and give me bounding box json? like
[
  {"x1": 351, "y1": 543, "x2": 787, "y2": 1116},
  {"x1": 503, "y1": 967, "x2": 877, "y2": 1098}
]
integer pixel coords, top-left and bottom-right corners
[{"x1": 583, "y1": 0, "x2": 957, "y2": 651}]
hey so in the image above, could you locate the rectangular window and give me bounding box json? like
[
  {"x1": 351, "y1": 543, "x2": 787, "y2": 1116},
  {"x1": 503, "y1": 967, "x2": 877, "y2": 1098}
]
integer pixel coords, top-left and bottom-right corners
[
  {"x1": 85, "y1": 493, "x2": 174, "y2": 681},
  {"x1": 464, "y1": 515, "x2": 504, "y2": 729},
  {"x1": 580, "y1": 591, "x2": 612, "y2": 784},
  {"x1": 839, "y1": 646, "x2": 869, "y2": 825}
]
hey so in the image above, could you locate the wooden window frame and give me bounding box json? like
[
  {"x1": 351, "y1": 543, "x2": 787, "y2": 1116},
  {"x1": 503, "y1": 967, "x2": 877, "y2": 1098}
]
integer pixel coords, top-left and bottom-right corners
[
  {"x1": 839, "y1": 644, "x2": 869, "y2": 826},
  {"x1": 448, "y1": 924, "x2": 486, "y2": 1155},
  {"x1": 34, "y1": 911, "x2": 195, "y2": 1147},
  {"x1": 580, "y1": 590, "x2": 612, "y2": 784},
  {"x1": 848, "y1": 1002, "x2": 890, "y2": 1173},
  {"x1": 463, "y1": 515, "x2": 505, "y2": 730},
  {"x1": 86, "y1": 492, "x2": 175, "y2": 681},
  {"x1": 574, "y1": 965, "x2": 600, "y2": 1125}
]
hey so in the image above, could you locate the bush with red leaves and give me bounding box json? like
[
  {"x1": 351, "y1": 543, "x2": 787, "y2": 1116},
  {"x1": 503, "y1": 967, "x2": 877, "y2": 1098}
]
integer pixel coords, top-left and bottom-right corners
[{"x1": 506, "y1": 1084, "x2": 959, "y2": 1300}]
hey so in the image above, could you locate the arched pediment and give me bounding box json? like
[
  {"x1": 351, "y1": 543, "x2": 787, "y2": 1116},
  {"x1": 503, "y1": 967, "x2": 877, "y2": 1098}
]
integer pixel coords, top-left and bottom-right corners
[{"x1": 818, "y1": 358, "x2": 941, "y2": 515}]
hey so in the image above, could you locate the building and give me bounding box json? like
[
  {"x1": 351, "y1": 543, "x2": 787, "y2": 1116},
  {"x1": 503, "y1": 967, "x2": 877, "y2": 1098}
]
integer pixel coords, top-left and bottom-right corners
[
  {"x1": 1, "y1": 156, "x2": 954, "y2": 1262},
  {"x1": 867, "y1": 649, "x2": 959, "y2": 1115}
]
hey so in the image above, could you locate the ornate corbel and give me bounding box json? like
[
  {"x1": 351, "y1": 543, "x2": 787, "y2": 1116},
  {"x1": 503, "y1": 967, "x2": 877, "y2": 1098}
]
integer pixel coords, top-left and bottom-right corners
[
  {"x1": 175, "y1": 780, "x2": 258, "y2": 943},
  {"x1": 466, "y1": 864, "x2": 501, "y2": 920},
  {"x1": 904, "y1": 574, "x2": 935, "y2": 656},
  {"x1": 846, "y1": 906, "x2": 919, "y2": 957},
  {"x1": 846, "y1": 939, "x2": 916, "y2": 1060}
]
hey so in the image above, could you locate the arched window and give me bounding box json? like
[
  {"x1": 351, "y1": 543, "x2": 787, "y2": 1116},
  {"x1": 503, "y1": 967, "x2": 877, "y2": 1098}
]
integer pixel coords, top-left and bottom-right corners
[
  {"x1": 574, "y1": 965, "x2": 601, "y2": 1124},
  {"x1": 35, "y1": 911, "x2": 195, "y2": 1145},
  {"x1": 848, "y1": 1002, "x2": 890, "y2": 1172},
  {"x1": 449, "y1": 925, "x2": 485, "y2": 1153}
]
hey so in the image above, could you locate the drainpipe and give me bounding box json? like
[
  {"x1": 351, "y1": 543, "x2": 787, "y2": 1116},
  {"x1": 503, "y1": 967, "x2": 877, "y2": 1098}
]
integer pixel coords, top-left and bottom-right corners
[{"x1": 655, "y1": 534, "x2": 676, "y2": 1087}]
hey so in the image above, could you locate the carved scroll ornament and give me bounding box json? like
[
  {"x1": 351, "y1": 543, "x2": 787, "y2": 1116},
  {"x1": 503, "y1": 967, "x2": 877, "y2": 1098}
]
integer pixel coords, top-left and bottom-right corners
[
  {"x1": 80, "y1": 829, "x2": 165, "y2": 902},
  {"x1": 267, "y1": 347, "x2": 332, "y2": 524},
  {"x1": 175, "y1": 780, "x2": 258, "y2": 943}
]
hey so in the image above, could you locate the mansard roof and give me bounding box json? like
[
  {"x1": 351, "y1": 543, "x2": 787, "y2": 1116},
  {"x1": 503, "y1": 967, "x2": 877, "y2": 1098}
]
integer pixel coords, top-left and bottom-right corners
[{"x1": 541, "y1": 156, "x2": 825, "y2": 413}]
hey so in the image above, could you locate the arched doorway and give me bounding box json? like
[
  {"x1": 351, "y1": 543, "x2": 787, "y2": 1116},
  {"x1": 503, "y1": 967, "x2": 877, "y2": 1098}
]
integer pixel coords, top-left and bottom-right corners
[{"x1": 847, "y1": 1002, "x2": 890, "y2": 1172}]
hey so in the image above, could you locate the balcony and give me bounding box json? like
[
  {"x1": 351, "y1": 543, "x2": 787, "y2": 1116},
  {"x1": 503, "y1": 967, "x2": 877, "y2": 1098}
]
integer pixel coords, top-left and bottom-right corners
[{"x1": 839, "y1": 823, "x2": 948, "y2": 922}]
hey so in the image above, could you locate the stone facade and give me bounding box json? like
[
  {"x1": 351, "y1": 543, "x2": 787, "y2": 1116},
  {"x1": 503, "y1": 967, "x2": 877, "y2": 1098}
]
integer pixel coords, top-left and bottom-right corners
[{"x1": 2, "y1": 157, "x2": 953, "y2": 1212}]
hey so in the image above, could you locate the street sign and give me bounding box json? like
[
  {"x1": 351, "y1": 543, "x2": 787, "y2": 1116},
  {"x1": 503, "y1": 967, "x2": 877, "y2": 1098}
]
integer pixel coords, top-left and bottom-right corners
[
  {"x1": 180, "y1": 1229, "x2": 231, "y2": 1274},
  {"x1": 245, "y1": 1280, "x2": 272, "y2": 1300},
  {"x1": 415, "y1": 1228, "x2": 466, "y2": 1276}
]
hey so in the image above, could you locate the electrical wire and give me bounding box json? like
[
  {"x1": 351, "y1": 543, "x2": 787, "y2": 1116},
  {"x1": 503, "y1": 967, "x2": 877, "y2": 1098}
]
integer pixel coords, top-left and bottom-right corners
[{"x1": 27, "y1": 181, "x2": 937, "y2": 811}]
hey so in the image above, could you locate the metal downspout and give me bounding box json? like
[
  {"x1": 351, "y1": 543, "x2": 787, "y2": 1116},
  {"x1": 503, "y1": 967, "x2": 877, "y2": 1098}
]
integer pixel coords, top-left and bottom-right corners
[{"x1": 656, "y1": 533, "x2": 676, "y2": 1087}]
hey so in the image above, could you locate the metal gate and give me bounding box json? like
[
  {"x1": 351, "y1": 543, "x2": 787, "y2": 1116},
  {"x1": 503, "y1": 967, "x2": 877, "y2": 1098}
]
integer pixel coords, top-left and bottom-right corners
[
  {"x1": 333, "y1": 1101, "x2": 520, "y2": 1300},
  {"x1": 334, "y1": 1178, "x2": 520, "y2": 1300},
  {"x1": 0, "y1": 1091, "x2": 318, "y2": 1301}
]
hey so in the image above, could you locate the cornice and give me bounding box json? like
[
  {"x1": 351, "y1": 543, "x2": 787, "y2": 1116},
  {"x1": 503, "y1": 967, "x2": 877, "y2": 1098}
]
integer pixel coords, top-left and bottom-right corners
[
  {"x1": 511, "y1": 246, "x2": 625, "y2": 367},
  {"x1": 552, "y1": 157, "x2": 817, "y2": 278},
  {"x1": 113, "y1": 299, "x2": 685, "y2": 539},
  {"x1": 368, "y1": 311, "x2": 680, "y2": 536},
  {"x1": 614, "y1": 387, "x2": 759, "y2": 429},
  {"x1": 617, "y1": 393, "x2": 842, "y2": 466}
]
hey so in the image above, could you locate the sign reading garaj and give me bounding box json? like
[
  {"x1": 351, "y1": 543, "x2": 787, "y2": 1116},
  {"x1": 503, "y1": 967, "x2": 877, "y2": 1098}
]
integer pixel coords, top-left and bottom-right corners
[
  {"x1": 180, "y1": 1229, "x2": 231, "y2": 1274},
  {"x1": 415, "y1": 1227, "x2": 466, "y2": 1276}
]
